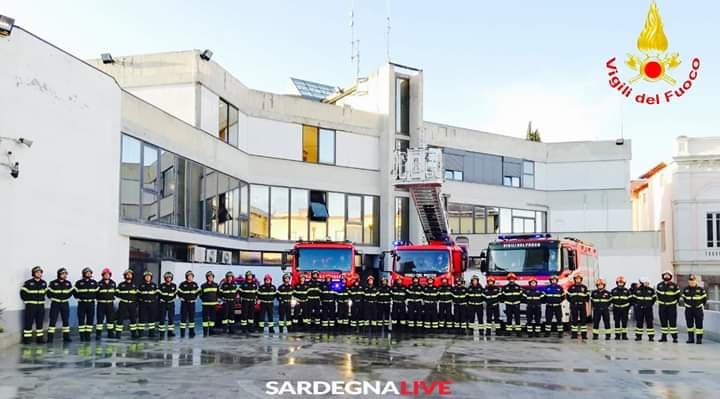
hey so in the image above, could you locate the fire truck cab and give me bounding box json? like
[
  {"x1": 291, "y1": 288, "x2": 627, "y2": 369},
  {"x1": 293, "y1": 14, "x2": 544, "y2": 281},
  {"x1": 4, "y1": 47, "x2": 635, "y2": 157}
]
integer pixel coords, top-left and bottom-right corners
[
  {"x1": 390, "y1": 240, "x2": 467, "y2": 287},
  {"x1": 287, "y1": 240, "x2": 361, "y2": 287}
]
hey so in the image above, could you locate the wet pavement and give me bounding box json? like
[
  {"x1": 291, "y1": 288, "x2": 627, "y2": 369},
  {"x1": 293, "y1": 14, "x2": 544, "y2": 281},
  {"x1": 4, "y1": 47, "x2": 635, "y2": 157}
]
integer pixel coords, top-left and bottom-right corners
[{"x1": 0, "y1": 332, "x2": 718, "y2": 399}]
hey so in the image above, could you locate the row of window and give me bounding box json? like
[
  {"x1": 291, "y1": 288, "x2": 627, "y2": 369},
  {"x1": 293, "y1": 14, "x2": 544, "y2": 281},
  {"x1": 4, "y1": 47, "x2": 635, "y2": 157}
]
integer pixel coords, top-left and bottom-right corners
[
  {"x1": 120, "y1": 134, "x2": 379, "y2": 245},
  {"x1": 447, "y1": 203, "x2": 547, "y2": 235},
  {"x1": 707, "y1": 212, "x2": 720, "y2": 248},
  {"x1": 443, "y1": 149, "x2": 536, "y2": 189}
]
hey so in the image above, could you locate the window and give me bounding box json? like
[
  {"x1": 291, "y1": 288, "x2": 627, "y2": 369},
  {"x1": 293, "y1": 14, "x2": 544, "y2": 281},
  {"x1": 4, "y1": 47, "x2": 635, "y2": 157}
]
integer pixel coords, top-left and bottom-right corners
[
  {"x1": 347, "y1": 195, "x2": 363, "y2": 243},
  {"x1": 158, "y1": 150, "x2": 177, "y2": 225},
  {"x1": 239, "y1": 182, "x2": 249, "y2": 237},
  {"x1": 503, "y1": 176, "x2": 520, "y2": 187},
  {"x1": 302, "y1": 125, "x2": 335, "y2": 164},
  {"x1": 512, "y1": 209, "x2": 536, "y2": 233},
  {"x1": 142, "y1": 144, "x2": 160, "y2": 222},
  {"x1": 503, "y1": 157, "x2": 522, "y2": 187},
  {"x1": 290, "y1": 189, "x2": 309, "y2": 241},
  {"x1": 448, "y1": 204, "x2": 473, "y2": 234},
  {"x1": 474, "y1": 206, "x2": 487, "y2": 234},
  {"x1": 395, "y1": 77, "x2": 410, "y2": 134},
  {"x1": 445, "y1": 170, "x2": 464, "y2": 181},
  {"x1": 240, "y1": 251, "x2": 262, "y2": 265},
  {"x1": 395, "y1": 197, "x2": 409, "y2": 242},
  {"x1": 218, "y1": 98, "x2": 239, "y2": 147},
  {"x1": 522, "y1": 161, "x2": 535, "y2": 188},
  {"x1": 270, "y1": 186, "x2": 290, "y2": 240},
  {"x1": 309, "y1": 190, "x2": 328, "y2": 240},
  {"x1": 487, "y1": 207, "x2": 500, "y2": 233},
  {"x1": 186, "y1": 160, "x2": 204, "y2": 230},
  {"x1": 120, "y1": 136, "x2": 141, "y2": 220},
  {"x1": 262, "y1": 252, "x2": 283, "y2": 265},
  {"x1": 250, "y1": 185, "x2": 269, "y2": 238},
  {"x1": 500, "y1": 208, "x2": 512, "y2": 233},
  {"x1": 363, "y1": 196, "x2": 379, "y2": 245},
  {"x1": 708, "y1": 213, "x2": 720, "y2": 248},
  {"x1": 328, "y1": 192, "x2": 345, "y2": 241}
]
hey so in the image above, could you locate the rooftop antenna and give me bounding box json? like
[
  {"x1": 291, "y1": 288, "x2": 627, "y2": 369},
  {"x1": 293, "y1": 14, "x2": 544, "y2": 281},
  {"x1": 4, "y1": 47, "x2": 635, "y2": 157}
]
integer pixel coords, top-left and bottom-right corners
[
  {"x1": 350, "y1": 0, "x2": 360, "y2": 81},
  {"x1": 386, "y1": 0, "x2": 392, "y2": 62}
]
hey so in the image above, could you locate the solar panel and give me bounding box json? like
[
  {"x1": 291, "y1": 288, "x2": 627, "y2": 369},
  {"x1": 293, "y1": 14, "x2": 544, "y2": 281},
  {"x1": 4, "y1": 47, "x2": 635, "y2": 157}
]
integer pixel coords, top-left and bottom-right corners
[{"x1": 290, "y1": 77, "x2": 337, "y2": 101}]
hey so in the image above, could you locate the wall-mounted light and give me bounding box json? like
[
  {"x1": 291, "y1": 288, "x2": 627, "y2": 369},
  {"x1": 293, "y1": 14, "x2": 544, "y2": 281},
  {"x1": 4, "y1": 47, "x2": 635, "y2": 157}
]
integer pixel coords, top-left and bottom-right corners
[
  {"x1": 0, "y1": 15, "x2": 15, "y2": 37},
  {"x1": 101, "y1": 53, "x2": 114, "y2": 64},
  {"x1": 200, "y1": 49, "x2": 213, "y2": 61}
]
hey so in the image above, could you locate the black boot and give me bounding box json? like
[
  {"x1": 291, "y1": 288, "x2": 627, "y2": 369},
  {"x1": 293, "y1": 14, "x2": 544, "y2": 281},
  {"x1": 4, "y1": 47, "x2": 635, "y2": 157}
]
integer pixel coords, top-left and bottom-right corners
[
  {"x1": 22, "y1": 337, "x2": 31, "y2": 345},
  {"x1": 605, "y1": 334, "x2": 611, "y2": 340},
  {"x1": 63, "y1": 333, "x2": 72, "y2": 343},
  {"x1": 107, "y1": 330, "x2": 115, "y2": 339},
  {"x1": 149, "y1": 329, "x2": 156, "y2": 338},
  {"x1": 180, "y1": 328, "x2": 186, "y2": 338},
  {"x1": 571, "y1": 332, "x2": 578, "y2": 339},
  {"x1": 686, "y1": 332, "x2": 695, "y2": 344},
  {"x1": 622, "y1": 333, "x2": 629, "y2": 340},
  {"x1": 96, "y1": 330, "x2": 102, "y2": 340},
  {"x1": 168, "y1": 330, "x2": 175, "y2": 338},
  {"x1": 131, "y1": 330, "x2": 139, "y2": 340},
  {"x1": 635, "y1": 334, "x2": 642, "y2": 341},
  {"x1": 696, "y1": 335, "x2": 703, "y2": 345},
  {"x1": 36, "y1": 335, "x2": 46, "y2": 344},
  {"x1": 659, "y1": 334, "x2": 668, "y2": 342},
  {"x1": 189, "y1": 328, "x2": 196, "y2": 338},
  {"x1": 581, "y1": 332, "x2": 587, "y2": 340},
  {"x1": 203, "y1": 327, "x2": 209, "y2": 337},
  {"x1": 615, "y1": 333, "x2": 621, "y2": 340},
  {"x1": 592, "y1": 333, "x2": 599, "y2": 340},
  {"x1": 648, "y1": 335, "x2": 654, "y2": 342},
  {"x1": 672, "y1": 334, "x2": 678, "y2": 343}
]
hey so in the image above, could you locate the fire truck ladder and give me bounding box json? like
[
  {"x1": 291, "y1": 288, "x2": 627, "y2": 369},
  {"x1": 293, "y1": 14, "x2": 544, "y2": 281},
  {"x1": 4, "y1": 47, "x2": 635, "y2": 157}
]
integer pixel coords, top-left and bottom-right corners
[{"x1": 392, "y1": 147, "x2": 449, "y2": 242}]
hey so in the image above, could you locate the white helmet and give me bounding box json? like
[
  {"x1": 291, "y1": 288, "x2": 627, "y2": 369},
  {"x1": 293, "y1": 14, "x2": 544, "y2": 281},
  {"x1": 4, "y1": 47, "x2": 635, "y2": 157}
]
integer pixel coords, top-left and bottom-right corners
[{"x1": 640, "y1": 276, "x2": 650, "y2": 285}]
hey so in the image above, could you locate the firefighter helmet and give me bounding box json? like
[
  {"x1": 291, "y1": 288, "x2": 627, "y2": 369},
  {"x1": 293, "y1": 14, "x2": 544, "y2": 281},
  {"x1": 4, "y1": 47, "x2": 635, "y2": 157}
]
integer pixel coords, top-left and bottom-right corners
[
  {"x1": 640, "y1": 276, "x2": 650, "y2": 285},
  {"x1": 507, "y1": 272, "x2": 517, "y2": 281},
  {"x1": 311, "y1": 270, "x2": 320, "y2": 278},
  {"x1": 164, "y1": 271, "x2": 173, "y2": 280},
  {"x1": 616, "y1": 275, "x2": 625, "y2": 284},
  {"x1": 688, "y1": 274, "x2": 697, "y2": 281},
  {"x1": 367, "y1": 275, "x2": 375, "y2": 282},
  {"x1": 245, "y1": 270, "x2": 253, "y2": 277},
  {"x1": 143, "y1": 270, "x2": 153, "y2": 277},
  {"x1": 82, "y1": 267, "x2": 93, "y2": 275},
  {"x1": 264, "y1": 273, "x2": 272, "y2": 282},
  {"x1": 185, "y1": 270, "x2": 194, "y2": 278},
  {"x1": 486, "y1": 276, "x2": 496, "y2": 283},
  {"x1": 283, "y1": 273, "x2": 291, "y2": 281},
  {"x1": 596, "y1": 278, "x2": 606, "y2": 287},
  {"x1": 662, "y1": 270, "x2": 673, "y2": 280},
  {"x1": 549, "y1": 275, "x2": 559, "y2": 282},
  {"x1": 573, "y1": 273, "x2": 584, "y2": 281},
  {"x1": 206, "y1": 271, "x2": 214, "y2": 278},
  {"x1": 31, "y1": 266, "x2": 43, "y2": 276},
  {"x1": 226, "y1": 271, "x2": 234, "y2": 278},
  {"x1": 529, "y1": 277, "x2": 537, "y2": 284},
  {"x1": 57, "y1": 267, "x2": 68, "y2": 278},
  {"x1": 101, "y1": 267, "x2": 112, "y2": 277},
  {"x1": 123, "y1": 269, "x2": 133, "y2": 278}
]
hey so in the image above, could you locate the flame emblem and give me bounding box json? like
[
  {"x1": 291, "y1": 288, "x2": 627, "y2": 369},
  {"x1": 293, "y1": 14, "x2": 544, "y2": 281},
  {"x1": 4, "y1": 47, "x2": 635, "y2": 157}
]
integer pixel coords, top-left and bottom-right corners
[{"x1": 625, "y1": 1, "x2": 680, "y2": 85}]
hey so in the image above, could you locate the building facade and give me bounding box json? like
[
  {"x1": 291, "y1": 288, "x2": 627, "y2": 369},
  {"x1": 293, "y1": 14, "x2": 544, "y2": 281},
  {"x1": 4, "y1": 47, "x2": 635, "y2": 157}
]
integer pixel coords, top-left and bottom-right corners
[
  {"x1": 2, "y1": 26, "x2": 638, "y2": 333},
  {"x1": 633, "y1": 136, "x2": 720, "y2": 310}
]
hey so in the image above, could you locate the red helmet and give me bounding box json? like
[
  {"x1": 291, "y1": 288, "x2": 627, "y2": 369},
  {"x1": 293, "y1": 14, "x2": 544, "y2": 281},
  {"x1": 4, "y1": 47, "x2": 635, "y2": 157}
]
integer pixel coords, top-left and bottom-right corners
[
  {"x1": 573, "y1": 272, "x2": 584, "y2": 281},
  {"x1": 596, "y1": 278, "x2": 606, "y2": 287},
  {"x1": 507, "y1": 273, "x2": 517, "y2": 281},
  {"x1": 101, "y1": 267, "x2": 112, "y2": 277},
  {"x1": 487, "y1": 276, "x2": 496, "y2": 283},
  {"x1": 264, "y1": 273, "x2": 272, "y2": 283}
]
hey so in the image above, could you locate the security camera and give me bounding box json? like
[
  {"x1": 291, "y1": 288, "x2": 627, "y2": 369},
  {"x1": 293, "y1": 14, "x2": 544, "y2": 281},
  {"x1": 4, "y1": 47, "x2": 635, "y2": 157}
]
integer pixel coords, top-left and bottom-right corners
[{"x1": 10, "y1": 162, "x2": 19, "y2": 178}]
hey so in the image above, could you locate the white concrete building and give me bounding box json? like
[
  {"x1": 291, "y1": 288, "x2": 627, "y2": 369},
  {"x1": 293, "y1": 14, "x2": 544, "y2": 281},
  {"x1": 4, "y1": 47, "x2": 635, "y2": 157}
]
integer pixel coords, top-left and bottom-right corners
[
  {"x1": 632, "y1": 136, "x2": 720, "y2": 310},
  {"x1": 1, "y1": 25, "x2": 646, "y2": 334}
]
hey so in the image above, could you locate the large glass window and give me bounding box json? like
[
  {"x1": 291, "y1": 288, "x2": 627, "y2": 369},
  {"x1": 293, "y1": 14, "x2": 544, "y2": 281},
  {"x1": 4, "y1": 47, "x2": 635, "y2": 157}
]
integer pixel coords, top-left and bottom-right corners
[
  {"x1": 186, "y1": 160, "x2": 204, "y2": 230},
  {"x1": 218, "y1": 98, "x2": 239, "y2": 147},
  {"x1": 395, "y1": 77, "x2": 410, "y2": 134},
  {"x1": 522, "y1": 161, "x2": 535, "y2": 188},
  {"x1": 302, "y1": 125, "x2": 335, "y2": 165},
  {"x1": 120, "y1": 136, "x2": 141, "y2": 220},
  {"x1": 448, "y1": 203, "x2": 473, "y2": 234},
  {"x1": 395, "y1": 249, "x2": 449, "y2": 274},
  {"x1": 142, "y1": 144, "x2": 160, "y2": 221},
  {"x1": 302, "y1": 125, "x2": 318, "y2": 163},
  {"x1": 239, "y1": 182, "x2": 249, "y2": 237},
  {"x1": 158, "y1": 150, "x2": 177, "y2": 225},
  {"x1": 290, "y1": 189, "x2": 309, "y2": 241},
  {"x1": 512, "y1": 209, "x2": 536, "y2": 233},
  {"x1": 328, "y1": 192, "x2": 346, "y2": 241},
  {"x1": 487, "y1": 207, "x2": 500, "y2": 233},
  {"x1": 319, "y1": 129, "x2": 335, "y2": 164},
  {"x1": 250, "y1": 184, "x2": 269, "y2": 238},
  {"x1": 202, "y1": 169, "x2": 218, "y2": 231},
  {"x1": 346, "y1": 195, "x2": 363, "y2": 243},
  {"x1": 270, "y1": 186, "x2": 290, "y2": 240},
  {"x1": 228, "y1": 104, "x2": 239, "y2": 147},
  {"x1": 363, "y1": 196, "x2": 379, "y2": 245},
  {"x1": 474, "y1": 206, "x2": 487, "y2": 234},
  {"x1": 395, "y1": 197, "x2": 409, "y2": 242}
]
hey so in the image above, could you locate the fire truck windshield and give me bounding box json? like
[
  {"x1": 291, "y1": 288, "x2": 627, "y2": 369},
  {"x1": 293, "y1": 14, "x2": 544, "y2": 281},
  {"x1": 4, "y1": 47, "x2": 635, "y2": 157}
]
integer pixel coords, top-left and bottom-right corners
[
  {"x1": 395, "y1": 250, "x2": 450, "y2": 275},
  {"x1": 297, "y1": 248, "x2": 352, "y2": 272},
  {"x1": 488, "y1": 243, "x2": 559, "y2": 275}
]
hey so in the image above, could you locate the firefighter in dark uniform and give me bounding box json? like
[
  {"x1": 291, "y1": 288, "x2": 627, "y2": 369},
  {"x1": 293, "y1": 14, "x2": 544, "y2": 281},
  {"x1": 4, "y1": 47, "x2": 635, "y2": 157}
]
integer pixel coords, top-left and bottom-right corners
[
  {"x1": 452, "y1": 278, "x2": 469, "y2": 335},
  {"x1": 114, "y1": 269, "x2": 139, "y2": 339},
  {"x1": 335, "y1": 277, "x2": 350, "y2": 332},
  {"x1": 484, "y1": 276, "x2": 502, "y2": 336},
  {"x1": 138, "y1": 271, "x2": 159, "y2": 338},
  {"x1": 219, "y1": 271, "x2": 238, "y2": 334},
  {"x1": 590, "y1": 278, "x2": 612, "y2": 340},
  {"x1": 178, "y1": 270, "x2": 200, "y2": 338},
  {"x1": 320, "y1": 276, "x2": 336, "y2": 331},
  {"x1": 20, "y1": 266, "x2": 47, "y2": 344},
  {"x1": 502, "y1": 273, "x2": 523, "y2": 337},
  {"x1": 437, "y1": 278, "x2": 453, "y2": 333},
  {"x1": 682, "y1": 274, "x2": 707, "y2": 344},
  {"x1": 158, "y1": 271, "x2": 177, "y2": 338},
  {"x1": 406, "y1": 277, "x2": 423, "y2": 331},
  {"x1": 377, "y1": 277, "x2": 392, "y2": 332},
  {"x1": 363, "y1": 276, "x2": 379, "y2": 333},
  {"x1": 239, "y1": 271, "x2": 257, "y2": 333},
  {"x1": 307, "y1": 271, "x2": 323, "y2": 331},
  {"x1": 258, "y1": 274, "x2": 277, "y2": 333},
  {"x1": 523, "y1": 277, "x2": 544, "y2": 337},
  {"x1": 423, "y1": 277, "x2": 438, "y2": 331},
  {"x1": 277, "y1": 273, "x2": 294, "y2": 333},
  {"x1": 543, "y1": 275, "x2": 564, "y2": 337},
  {"x1": 465, "y1": 276, "x2": 483, "y2": 334},
  {"x1": 634, "y1": 277, "x2": 656, "y2": 341},
  {"x1": 610, "y1": 275, "x2": 631, "y2": 340},
  {"x1": 200, "y1": 271, "x2": 219, "y2": 337},
  {"x1": 293, "y1": 275, "x2": 309, "y2": 331},
  {"x1": 567, "y1": 273, "x2": 589, "y2": 339},
  {"x1": 74, "y1": 267, "x2": 99, "y2": 341},
  {"x1": 46, "y1": 267, "x2": 72, "y2": 343},
  {"x1": 348, "y1": 278, "x2": 364, "y2": 332},
  {"x1": 656, "y1": 270, "x2": 681, "y2": 343},
  {"x1": 96, "y1": 268, "x2": 116, "y2": 339},
  {"x1": 390, "y1": 278, "x2": 407, "y2": 333}
]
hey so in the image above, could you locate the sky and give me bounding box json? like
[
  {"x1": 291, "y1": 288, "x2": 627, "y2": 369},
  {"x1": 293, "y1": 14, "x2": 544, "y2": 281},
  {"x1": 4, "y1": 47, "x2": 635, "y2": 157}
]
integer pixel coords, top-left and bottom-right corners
[{"x1": 4, "y1": 0, "x2": 719, "y2": 176}]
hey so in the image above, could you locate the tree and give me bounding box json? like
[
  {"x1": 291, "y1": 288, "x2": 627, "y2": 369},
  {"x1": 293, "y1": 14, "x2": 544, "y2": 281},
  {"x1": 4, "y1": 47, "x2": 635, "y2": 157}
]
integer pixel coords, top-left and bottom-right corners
[{"x1": 526, "y1": 121, "x2": 541, "y2": 142}]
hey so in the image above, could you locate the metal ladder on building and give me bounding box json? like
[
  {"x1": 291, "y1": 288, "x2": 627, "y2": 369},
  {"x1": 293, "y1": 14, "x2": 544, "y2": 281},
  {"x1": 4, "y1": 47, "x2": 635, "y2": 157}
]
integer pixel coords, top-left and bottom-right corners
[{"x1": 392, "y1": 147, "x2": 449, "y2": 242}]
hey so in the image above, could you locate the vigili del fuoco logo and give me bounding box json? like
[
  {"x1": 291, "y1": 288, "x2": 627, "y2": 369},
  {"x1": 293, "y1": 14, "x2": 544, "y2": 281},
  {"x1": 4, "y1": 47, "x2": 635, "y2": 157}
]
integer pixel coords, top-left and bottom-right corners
[{"x1": 605, "y1": 1, "x2": 700, "y2": 105}]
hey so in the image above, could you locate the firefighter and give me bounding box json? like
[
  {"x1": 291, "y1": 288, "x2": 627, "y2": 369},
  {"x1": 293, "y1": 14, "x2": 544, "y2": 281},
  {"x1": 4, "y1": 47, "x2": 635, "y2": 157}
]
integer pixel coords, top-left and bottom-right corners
[
  {"x1": 682, "y1": 274, "x2": 707, "y2": 344},
  {"x1": 377, "y1": 277, "x2": 392, "y2": 332},
  {"x1": 239, "y1": 271, "x2": 258, "y2": 333},
  {"x1": 200, "y1": 271, "x2": 219, "y2": 337},
  {"x1": 484, "y1": 276, "x2": 502, "y2": 336},
  {"x1": 423, "y1": 277, "x2": 439, "y2": 331},
  {"x1": 74, "y1": 267, "x2": 99, "y2": 342},
  {"x1": 452, "y1": 278, "x2": 469, "y2": 335},
  {"x1": 320, "y1": 276, "x2": 336, "y2": 332},
  {"x1": 178, "y1": 270, "x2": 200, "y2": 338},
  {"x1": 307, "y1": 271, "x2": 323, "y2": 331},
  {"x1": 20, "y1": 266, "x2": 47, "y2": 344},
  {"x1": 634, "y1": 277, "x2": 656, "y2": 341},
  {"x1": 610, "y1": 276, "x2": 631, "y2": 340},
  {"x1": 590, "y1": 278, "x2": 612, "y2": 340},
  {"x1": 46, "y1": 267, "x2": 72, "y2": 343},
  {"x1": 335, "y1": 277, "x2": 350, "y2": 332},
  {"x1": 277, "y1": 273, "x2": 294, "y2": 333},
  {"x1": 258, "y1": 274, "x2": 277, "y2": 333},
  {"x1": 465, "y1": 276, "x2": 483, "y2": 334},
  {"x1": 544, "y1": 275, "x2": 564, "y2": 337},
  {"x1": 523, "y1": 278, "x2": 544, "y2": 337},
  {"x1": 96, "y1": 268, "x2": 116, "y2": 339},
  {"x1": 138, "y1": 271, "x2": 159, "y2": 338},
  {"x1": 390, "y1": 278, "x2": 407, "y2": 333},
  {"x1": 567, "y1": 273, "x2": 589, "y2": 339},
  {"x1": 348, "y1": 278, "x2": 364, "y2": 332},
  {"x1": 502, "y1": 273, "x2": 523, "y2": 337},
  {"x1": 437, "y1": 278, "x2": 453, "y2": 333},
  {"x1": 363, "y1": 276, "x2": 379, "y2": 333},
  {"x1": 656, "y1": 270, "x2": 681, "y2": 343},
  {"x1": 406, "y1": 277, "x2": 424, "y2": 331},
  {"x1": 293, "y1": 275, "x2": 309, "y2": 331},
  {"x1": 114, "y1": 269, "x2": 139, "y2": 339},
  {"x1": 219, "y1": 271, "x2": 238, "y2": 334},
  {"x1": 158, "y1": 271, "x2": 177, "y2": 338}
]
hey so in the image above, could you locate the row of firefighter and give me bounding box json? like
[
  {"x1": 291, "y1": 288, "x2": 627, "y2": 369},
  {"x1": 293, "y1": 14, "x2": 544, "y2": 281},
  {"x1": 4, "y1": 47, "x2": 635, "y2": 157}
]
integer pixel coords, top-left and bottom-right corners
[{"x1": 21, "y1": 266, "x2": 708, "y2": 344}]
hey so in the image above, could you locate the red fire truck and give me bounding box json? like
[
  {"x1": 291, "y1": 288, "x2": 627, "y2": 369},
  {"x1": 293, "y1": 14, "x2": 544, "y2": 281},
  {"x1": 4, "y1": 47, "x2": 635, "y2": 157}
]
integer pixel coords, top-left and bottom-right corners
[
  {"x1": 390, "y1": 240, "x2": 468, "y2": 287},
  {"x1": 288, "y1": 240, "x2": 361, "y2": 287}
]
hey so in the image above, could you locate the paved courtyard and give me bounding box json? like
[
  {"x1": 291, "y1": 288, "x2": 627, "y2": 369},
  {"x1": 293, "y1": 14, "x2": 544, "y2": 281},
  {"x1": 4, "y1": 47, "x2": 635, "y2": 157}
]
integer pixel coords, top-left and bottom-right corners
[{"x1": 0, "y1": 332, "x2": 718, "y2": 399}]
